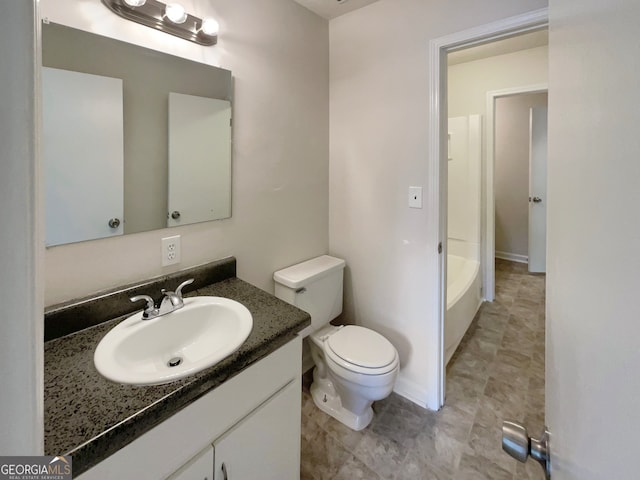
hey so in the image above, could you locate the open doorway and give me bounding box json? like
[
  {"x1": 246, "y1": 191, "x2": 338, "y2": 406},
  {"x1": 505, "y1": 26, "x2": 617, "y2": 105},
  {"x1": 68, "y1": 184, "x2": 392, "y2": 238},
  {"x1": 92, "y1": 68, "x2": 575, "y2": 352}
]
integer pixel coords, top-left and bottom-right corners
[
  {"x1": 494, "y1": 92, "x2": 548, "y2": 269},
  {"x1": 434, "y1": 21, "x2": 549, "y2": 474},
  {"x1": 487, "y1": 88, "x2": 549, "y2": 294},
  {"x1": 427, "y1": 8, "x2": 549, "y2": 408},
  {"x1": 442, "y1": 31, "x2": 548, "y2": 370}
]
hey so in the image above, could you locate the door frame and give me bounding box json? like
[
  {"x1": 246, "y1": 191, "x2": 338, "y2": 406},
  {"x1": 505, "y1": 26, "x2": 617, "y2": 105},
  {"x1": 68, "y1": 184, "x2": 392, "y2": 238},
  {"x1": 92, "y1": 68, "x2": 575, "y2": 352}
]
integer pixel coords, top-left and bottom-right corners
[
  {"x1": 0, "y1": 0, "x2": 44, "y2": 453},
  {"x1": 427, "y1": 8, "x2": 548, "y2": 408},
  {"x1": 484, "y1": 84, "x2": 548, "y2": 299}
]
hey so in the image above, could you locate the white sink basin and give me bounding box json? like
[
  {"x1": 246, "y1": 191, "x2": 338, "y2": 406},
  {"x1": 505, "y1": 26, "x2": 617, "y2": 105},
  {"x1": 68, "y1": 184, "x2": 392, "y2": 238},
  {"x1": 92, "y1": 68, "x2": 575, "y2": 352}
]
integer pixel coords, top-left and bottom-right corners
[{"x1": 94, "y1": 296, "x2": 253, "y2": 385}]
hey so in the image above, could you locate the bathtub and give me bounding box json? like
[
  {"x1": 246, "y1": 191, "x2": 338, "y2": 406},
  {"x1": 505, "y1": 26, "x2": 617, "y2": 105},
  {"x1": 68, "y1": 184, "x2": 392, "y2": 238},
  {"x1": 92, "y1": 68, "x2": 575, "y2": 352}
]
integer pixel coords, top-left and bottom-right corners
[{"x1": 445, "y1": 254, "x2": 482, "y2": 365}]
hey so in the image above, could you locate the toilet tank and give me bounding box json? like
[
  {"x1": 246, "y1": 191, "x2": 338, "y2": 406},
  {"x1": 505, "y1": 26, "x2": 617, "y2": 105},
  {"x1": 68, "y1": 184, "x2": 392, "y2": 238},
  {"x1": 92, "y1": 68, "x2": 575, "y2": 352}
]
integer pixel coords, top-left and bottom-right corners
[{"x1": 273, "y1": 255, "x2": 346, "y2": 337}]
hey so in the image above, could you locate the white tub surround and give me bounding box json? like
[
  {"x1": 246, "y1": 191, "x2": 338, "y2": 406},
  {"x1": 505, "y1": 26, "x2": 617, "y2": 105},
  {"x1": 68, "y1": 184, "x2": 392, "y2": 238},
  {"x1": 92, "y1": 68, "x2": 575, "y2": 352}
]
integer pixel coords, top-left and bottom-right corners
[{"x1": 447, "y1": 115, "x2": 482, "y2": 265}]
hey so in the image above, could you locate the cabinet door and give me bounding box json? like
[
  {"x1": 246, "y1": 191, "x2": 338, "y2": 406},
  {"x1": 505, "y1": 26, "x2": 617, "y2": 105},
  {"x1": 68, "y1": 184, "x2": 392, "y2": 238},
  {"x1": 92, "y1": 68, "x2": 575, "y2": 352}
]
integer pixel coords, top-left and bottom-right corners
[
  {"x1": 214, "y1": 380, "x2": 300, "y2": 480},
  {"x1": 167, "y1": 445, "x2": 214, "y2": 480}
]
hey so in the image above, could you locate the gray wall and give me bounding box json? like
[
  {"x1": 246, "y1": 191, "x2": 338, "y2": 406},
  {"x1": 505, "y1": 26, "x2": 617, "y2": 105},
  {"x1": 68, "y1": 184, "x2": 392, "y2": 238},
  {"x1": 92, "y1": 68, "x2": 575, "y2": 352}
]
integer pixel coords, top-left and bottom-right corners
[{"x1": 494, "y1": 92, "x2": 548, "y2": 258}]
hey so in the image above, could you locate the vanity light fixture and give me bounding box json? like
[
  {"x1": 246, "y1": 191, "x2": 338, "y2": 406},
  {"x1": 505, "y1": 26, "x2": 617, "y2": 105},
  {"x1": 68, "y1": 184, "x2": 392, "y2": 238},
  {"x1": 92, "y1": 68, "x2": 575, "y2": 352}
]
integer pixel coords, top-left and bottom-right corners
[
  {"x1": 101, "y1": 0, "x2": 218, "y2": 46},
  {"x1": 199, "y1": 18, "x2": 219, "y2": 37},
  {"x1": 164, "y1": 3, "x2": 187, "y2": 24}
]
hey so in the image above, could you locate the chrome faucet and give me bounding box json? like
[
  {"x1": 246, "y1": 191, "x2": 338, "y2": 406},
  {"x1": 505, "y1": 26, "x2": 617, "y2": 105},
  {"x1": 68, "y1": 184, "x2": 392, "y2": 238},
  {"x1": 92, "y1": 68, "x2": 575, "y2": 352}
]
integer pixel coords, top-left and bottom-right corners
[
  {"x1": 159, "y1": 279, "x2": 194, "y2": 315},
  {"x1": 130, "y1": 278, "x2": 194, "y2": 320}
]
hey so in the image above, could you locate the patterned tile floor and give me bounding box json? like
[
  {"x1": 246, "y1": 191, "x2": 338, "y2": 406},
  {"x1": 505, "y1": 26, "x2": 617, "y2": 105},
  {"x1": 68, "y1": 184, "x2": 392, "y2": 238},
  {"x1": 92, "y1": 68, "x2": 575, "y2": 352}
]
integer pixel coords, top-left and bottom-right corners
[{"x1": 300, "y1": 260, "x2": 545, "y2": 479}]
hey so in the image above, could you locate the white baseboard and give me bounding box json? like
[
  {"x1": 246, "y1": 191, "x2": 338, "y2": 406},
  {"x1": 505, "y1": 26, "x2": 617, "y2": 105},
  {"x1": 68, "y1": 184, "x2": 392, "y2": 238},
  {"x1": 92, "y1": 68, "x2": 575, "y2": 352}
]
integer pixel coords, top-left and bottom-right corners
[
  {"x1": 393, "y1": 376, "x2": 438, "y2": 411},
  {"x1": 495, "y1": 251, "x2": 528, "y2": 264}
]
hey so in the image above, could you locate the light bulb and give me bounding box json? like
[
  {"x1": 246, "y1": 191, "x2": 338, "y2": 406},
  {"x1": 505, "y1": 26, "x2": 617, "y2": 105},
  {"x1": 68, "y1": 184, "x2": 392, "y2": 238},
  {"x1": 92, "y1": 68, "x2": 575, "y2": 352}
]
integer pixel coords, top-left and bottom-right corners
[
  {"x1": 123, "y1": 0, "x2": 146, "y2": 6},
  {"x1": 200, "y1": 18, "x2": 219, "y2": 37},
  {"x1": 164, "y1": 3, "x2": 187, "y2": 24}
]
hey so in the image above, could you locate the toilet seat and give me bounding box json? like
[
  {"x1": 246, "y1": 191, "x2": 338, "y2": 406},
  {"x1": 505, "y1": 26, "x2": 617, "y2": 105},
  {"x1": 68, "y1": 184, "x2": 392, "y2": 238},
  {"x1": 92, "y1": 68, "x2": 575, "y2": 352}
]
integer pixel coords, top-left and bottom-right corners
[{"x1": 325, "y1": 325, "x2": 398, "y2": 375}]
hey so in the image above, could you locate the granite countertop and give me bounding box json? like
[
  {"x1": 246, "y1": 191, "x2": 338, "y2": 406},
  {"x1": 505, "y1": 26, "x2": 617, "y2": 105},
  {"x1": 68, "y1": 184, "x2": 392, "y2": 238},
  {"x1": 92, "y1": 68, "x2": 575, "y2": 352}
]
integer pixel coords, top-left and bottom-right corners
[{"x1": 44, "y1": 274, "x2": 310, "y2": 476}]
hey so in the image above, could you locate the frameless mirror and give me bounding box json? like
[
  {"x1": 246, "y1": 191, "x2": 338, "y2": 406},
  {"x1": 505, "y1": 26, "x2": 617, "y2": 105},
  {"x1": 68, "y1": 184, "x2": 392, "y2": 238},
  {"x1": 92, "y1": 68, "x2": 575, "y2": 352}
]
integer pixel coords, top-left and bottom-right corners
[{"x1": 42, "y1": 21, "x2": 233, "y2": 247}]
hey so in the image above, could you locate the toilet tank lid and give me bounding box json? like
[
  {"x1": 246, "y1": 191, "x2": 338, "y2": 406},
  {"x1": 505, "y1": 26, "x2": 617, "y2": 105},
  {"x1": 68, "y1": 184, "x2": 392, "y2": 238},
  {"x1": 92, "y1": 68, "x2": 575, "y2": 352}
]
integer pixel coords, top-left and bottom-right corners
[{"x1": 273, "y1": 255, "x2": 345, "y2": 289}]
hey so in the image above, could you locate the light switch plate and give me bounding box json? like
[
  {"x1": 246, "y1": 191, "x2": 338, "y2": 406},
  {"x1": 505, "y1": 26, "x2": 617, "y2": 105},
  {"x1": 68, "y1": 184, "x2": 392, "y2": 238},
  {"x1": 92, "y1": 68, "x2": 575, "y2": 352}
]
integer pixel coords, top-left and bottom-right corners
[{"x1": 409, "y1": 186, "x2": 423, "y2": 209}]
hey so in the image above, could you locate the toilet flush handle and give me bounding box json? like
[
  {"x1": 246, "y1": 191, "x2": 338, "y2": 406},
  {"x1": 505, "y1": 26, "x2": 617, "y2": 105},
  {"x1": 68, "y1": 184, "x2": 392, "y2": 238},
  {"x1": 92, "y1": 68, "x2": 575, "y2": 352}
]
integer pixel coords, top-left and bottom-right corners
[{"x1": 295, "y1": 287, "x2": 307, "y2": 294}]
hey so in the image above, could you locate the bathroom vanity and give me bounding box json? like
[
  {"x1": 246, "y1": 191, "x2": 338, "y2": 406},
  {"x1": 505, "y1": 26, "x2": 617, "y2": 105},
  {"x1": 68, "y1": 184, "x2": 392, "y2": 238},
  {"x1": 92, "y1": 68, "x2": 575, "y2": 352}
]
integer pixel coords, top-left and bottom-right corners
[
  {"x1": 44, "y1": 257, "x2": 310, "y2": 478},
  {"x1": 81, "y1": 338, "x2": 301, "y2": 479}
]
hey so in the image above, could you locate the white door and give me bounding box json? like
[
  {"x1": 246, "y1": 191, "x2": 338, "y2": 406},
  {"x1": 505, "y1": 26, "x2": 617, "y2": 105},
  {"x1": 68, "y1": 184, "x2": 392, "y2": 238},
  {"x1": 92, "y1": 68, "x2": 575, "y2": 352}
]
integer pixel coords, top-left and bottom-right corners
[
  {"x1": 503, "y1": 1, "x2": 640, "y2": 478},
  {"x1": 528, "y1": 107, "x2": 547, "y2": 273},
  {"x1": 42, "y1": 67, "x2": 124, "y2": 246}
]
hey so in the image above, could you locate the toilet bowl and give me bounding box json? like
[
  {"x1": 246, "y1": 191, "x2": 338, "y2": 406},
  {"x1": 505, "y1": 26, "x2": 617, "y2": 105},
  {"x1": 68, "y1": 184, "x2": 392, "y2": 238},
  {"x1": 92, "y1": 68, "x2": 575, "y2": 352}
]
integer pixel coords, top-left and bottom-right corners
[
  {"x1": 274, "y1": 255, "x2": 400, "y2": 431},
  {"x1": 309, "y1": 324, "x2": 399, "y2": 431}
]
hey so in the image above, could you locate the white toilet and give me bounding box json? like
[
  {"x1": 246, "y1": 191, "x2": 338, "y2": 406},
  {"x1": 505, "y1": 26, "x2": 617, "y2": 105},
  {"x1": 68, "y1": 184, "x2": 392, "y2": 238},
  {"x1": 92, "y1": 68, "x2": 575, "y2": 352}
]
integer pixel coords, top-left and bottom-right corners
[{"x1": 274, "y1": 255, "x2": 399, "y2": 431}]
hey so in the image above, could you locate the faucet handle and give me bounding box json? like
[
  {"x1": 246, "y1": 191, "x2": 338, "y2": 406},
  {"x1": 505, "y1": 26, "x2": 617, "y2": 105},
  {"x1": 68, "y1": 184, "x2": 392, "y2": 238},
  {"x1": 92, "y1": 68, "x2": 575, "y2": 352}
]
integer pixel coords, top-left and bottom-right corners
[
  {"x1": 175, "y1": 278, "x2": 194, "y2": 299},
  {"x1": 130, "y1": 294, "x2": 157, "y2": 319}
]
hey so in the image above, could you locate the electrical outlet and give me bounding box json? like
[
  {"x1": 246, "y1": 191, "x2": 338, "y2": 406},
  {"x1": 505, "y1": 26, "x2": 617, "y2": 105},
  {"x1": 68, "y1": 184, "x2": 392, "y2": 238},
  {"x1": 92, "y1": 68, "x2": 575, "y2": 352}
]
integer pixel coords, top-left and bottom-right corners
[{"x1": 161, "y1": 235, "x2": 181, "y2": 266}]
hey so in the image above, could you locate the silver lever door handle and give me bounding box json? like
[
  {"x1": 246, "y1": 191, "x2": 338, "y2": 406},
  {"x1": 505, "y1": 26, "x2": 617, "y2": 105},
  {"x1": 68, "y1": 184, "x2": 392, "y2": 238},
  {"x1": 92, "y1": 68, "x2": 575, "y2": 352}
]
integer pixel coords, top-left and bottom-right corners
[{"x1": 502, "y1": 421, "x2": 551, "y2": 479}]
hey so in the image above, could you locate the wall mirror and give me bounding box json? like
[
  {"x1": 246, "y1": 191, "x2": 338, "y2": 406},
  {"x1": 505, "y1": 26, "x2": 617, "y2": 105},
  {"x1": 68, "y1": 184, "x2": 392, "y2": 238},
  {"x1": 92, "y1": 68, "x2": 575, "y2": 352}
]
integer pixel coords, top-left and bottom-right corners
[{"x1": 42, "y1": 21, "x2": 233, "y2": 247}]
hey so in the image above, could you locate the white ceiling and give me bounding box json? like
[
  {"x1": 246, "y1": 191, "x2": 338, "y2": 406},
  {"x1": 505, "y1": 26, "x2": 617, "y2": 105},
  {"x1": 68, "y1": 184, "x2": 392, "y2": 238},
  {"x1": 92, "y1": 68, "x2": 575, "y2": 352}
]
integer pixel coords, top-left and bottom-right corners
[
  {"x1": 448, "y1": 29, "x2": 549, "y2": 66},
  {"x1": 293, "y1": 0, "x2": 380, "y2": 20}
]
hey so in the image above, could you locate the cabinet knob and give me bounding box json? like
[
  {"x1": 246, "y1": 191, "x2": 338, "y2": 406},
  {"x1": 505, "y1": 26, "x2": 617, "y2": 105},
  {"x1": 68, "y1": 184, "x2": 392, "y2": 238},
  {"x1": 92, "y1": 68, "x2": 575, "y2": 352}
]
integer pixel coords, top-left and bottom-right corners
[{"x1": 108, "y1": 217, "x2": 120, "y2": 228}]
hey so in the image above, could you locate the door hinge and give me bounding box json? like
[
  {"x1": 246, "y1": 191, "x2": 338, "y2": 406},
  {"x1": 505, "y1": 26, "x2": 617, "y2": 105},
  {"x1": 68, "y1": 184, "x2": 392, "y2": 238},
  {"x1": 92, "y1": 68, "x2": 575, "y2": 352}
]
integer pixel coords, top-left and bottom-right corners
[{"x1": 438, "y1": 242, "x2": 443, "y2": 254}]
